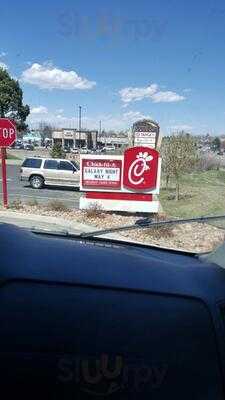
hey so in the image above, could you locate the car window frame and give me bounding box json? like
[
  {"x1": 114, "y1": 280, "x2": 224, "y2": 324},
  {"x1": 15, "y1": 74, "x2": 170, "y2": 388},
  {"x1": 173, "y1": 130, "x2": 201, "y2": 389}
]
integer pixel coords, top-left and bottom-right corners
[
  {"x1": 58, "y1": 160, "x2": 75, "y2": 172},
  {"x1": 22, "y1": 158, "x2": 42, "y2": 169},
  {"x1": 43, "y1": 159, "x2": 59, "y2": 170}
]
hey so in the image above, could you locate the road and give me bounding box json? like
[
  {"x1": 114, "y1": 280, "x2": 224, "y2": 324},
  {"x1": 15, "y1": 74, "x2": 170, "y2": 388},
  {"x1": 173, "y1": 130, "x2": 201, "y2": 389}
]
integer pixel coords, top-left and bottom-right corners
[{"x1": 0, "y1": 164, "x2": 82, "y2": 208}]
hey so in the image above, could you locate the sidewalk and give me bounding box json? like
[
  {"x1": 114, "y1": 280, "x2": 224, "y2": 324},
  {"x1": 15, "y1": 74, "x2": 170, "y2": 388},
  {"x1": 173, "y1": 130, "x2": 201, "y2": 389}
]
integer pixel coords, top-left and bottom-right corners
[
  {"x1": 0, "y1": 209, "x2": 95, "y2": 234},
  {"x1": 0, "y1": 209, "x2": 126, "y2": 241}
]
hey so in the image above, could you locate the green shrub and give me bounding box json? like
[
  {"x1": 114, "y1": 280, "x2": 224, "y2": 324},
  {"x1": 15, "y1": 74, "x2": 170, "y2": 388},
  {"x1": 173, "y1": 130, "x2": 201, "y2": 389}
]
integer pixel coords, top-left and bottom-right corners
[{"x1": 50, "y1": 143, "x2": 66, "y2": 159}]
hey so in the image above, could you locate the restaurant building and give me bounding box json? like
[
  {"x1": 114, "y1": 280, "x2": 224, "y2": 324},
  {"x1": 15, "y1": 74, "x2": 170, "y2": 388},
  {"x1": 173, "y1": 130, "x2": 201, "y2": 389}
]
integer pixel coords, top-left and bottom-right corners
[{"x1": 52, "y1": 129, "x2": 98, "y2": 149}]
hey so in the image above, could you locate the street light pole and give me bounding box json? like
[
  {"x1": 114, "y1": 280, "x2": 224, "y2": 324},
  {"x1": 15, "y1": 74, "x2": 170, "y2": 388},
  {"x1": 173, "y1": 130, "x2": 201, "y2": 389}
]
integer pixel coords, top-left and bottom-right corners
[
  {"x1": 78, "y1": 106, "x2": 82, "y2": 149},
  {"x1": 98, "y1": 120, "x2": 101, "y2": 148}
]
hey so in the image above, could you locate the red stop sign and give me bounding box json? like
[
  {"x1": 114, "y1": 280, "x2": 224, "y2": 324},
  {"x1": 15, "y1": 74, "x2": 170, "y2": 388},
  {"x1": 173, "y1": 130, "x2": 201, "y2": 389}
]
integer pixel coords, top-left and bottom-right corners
[{"x1": 0, "y1": 118, "x2": 17, "y2": 147}]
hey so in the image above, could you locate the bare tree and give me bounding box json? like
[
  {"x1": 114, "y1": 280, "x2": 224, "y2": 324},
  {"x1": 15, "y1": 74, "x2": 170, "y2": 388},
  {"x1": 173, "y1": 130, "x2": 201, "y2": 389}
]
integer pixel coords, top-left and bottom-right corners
[
  {"x1": 161, "y1": 133, "x2": 198, "y2": 201},
  {"x1": 39, "y1": 122, "x2": 53, "y2": 146}
]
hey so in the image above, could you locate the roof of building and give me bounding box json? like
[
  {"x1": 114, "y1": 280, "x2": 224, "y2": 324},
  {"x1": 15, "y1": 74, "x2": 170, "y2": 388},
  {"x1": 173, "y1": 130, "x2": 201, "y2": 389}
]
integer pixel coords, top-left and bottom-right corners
[{"x1": 23, "y1": 131, "x2": 42, "y2": 139}]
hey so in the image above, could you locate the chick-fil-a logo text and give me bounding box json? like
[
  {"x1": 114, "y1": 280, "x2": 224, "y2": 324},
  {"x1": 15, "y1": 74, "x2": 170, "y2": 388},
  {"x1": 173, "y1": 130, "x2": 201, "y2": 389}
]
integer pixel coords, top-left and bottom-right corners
[{"x1": 123, "y1": 146, "x2": 159, "y2": 191}]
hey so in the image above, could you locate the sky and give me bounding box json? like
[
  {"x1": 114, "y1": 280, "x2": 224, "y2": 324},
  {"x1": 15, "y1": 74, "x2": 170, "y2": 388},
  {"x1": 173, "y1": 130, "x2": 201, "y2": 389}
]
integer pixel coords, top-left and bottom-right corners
[{"x1": 1, "y1": 0, "x2": 225, "y2": 135}]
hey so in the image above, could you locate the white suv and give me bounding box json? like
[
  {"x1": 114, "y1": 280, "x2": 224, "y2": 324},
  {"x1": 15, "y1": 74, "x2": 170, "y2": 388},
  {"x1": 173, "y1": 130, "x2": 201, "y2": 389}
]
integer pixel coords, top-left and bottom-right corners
[{"x1": 20, "y1": 157, "x2": 80, "y2": 189}]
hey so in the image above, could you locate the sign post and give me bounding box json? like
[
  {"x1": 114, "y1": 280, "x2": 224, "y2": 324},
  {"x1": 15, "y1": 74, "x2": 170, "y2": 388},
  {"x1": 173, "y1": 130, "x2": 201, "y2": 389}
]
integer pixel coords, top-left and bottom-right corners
[
  {"x1": 0, "y1": 119, "x2": 17, "y2": 208},
  {"x1": 1, "y1": 147, "x2": 8, "y2": 208}
]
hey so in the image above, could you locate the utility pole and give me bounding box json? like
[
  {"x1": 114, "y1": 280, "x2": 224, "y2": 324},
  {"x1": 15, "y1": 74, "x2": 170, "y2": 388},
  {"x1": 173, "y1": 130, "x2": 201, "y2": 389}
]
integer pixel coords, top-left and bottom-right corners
[
  {"x1": 78, "y1": 106, "x2": 82, "y2": 149},
  {"x1": 98, "y1": 120, "x2": 101, "y2": 148}
]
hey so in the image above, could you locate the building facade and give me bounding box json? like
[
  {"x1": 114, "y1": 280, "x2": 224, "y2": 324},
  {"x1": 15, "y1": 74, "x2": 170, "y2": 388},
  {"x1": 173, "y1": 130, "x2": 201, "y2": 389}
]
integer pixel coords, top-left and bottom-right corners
[
  {"x1": 23, "y1": 131, "x2": 42, "y2": 146},
  {"x1": 52, "y1": 129, "x2": 98, "y2": 149}
]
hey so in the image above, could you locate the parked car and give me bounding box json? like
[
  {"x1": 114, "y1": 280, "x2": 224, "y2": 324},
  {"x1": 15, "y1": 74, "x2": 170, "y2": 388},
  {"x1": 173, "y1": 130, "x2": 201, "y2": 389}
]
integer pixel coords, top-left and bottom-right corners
[
  {"x1": 89, "y1": 147, "x2": 98, "y2": 153},
  {"x1": 103, "y1": 146, "x2": 116, "y2": 152},
  {"x1": 20, "y1": 157, "x2": 80, "y2": 189},
  {"x1": 63, "y1": 146, "x2": 71, "y2": 153},
  {"x1": 98, "y1": 147, "x2": 106, "y2": 153},
  {"x1": 80, "y1": 147, "x2": 89, "y2": 154},
  {"x1": 24, "y1": 143, "x2": 35, "y2": 151},
  {"x1": 14, "y1": 142, "x2": 24, "y2": 149},
  {"x1": 71, "y1": 147, "x2": 79, "y2": 154}
]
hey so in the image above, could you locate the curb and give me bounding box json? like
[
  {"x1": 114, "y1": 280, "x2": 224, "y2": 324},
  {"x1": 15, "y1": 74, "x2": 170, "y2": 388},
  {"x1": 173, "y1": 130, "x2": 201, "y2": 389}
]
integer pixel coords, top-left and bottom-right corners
[
  {"x1": 0, "y1": 209, "x2": 190, "y2": 252},
  {"x1": 0, "y1": 210, "x2": 92, "y2": 233},
  {"x1": 0, "y1": 210, "x2": 125, "y2": 241}
]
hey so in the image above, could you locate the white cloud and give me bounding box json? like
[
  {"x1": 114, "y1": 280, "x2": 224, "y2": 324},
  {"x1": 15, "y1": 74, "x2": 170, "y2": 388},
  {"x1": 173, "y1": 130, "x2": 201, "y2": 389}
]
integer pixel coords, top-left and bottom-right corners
[
  {"x1": 122, "y1": 110, "x2": 150, "y2": 121},
  {"x1": 183, "y1": 88, "x2": 192, "y2": 93},
  {"x1": 170, "y1": 124, "x2": 193, "y2": 131},
  {"x1": 21, "y1": 62, "x2": 96, "y2": 90},
  {"x1": 56, "y1": 114, "x2": 65, "y2": 119},
  {"x1": 30, "y1": 106, "x2": 48, "y2": 114},
  {"x1": 0, "y1": 52, "x2": 8, "y2": 70},
  {"x1": 0, "y1": 62, "x2": 8, "y2": 70},
  {"x1": 119, "y1": 84, "x2": 158, "y2": 104},
  {"x1": 119, "y1": 83, "x2": 185, "y2": 104},
  {"x1": 151, "y1": 91, "x2": 185, "y2": 103}
]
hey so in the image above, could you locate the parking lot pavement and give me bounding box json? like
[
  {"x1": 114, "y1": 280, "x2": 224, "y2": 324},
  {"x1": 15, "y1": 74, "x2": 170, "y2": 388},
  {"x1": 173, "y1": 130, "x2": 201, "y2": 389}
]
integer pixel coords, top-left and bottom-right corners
[
  {"x1": 0, "y1": 164, "x2": 82, "y2": 209},
  {"x1": 8, "y1": 147, "x2": 50, "y2": 160}
]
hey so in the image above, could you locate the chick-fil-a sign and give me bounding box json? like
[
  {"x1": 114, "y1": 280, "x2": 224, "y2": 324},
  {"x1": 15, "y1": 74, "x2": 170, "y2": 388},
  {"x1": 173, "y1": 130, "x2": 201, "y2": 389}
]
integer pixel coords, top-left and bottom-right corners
[
  {"x1": 123, "y1": 147, "x2": 159, "y2": 191},
  {"x1": 80, "y1": 147, "x2": 161, "y2": 213},
  {"x1": 80, "y1": 147, "x2": 160, "y2": 193}
]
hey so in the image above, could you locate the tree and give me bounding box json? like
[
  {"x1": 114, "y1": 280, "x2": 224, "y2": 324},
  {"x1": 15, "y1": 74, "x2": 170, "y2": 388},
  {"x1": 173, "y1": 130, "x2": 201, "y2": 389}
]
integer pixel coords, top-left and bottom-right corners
[
  {"x1": 0, "y1": 67, "x2": 30, "y2": 131},
  {"x1": 39, "y1": 122, "x2": 53, "y2": 145},
  {"x1": 211, "y1": 137, "x2": 221, "y2": 152},
  {"x1": 50, "y1": 143, "x2": 65, "y2": 159},
  {"x1": 161, "y1": 133, "x2": 198, "y2": 201},
  {"x1": 221, "y1": 140, "x2": 225, "y2": 151},
  {"x1": 161, "y1": 137, "x2": 172, "y2": 190}
]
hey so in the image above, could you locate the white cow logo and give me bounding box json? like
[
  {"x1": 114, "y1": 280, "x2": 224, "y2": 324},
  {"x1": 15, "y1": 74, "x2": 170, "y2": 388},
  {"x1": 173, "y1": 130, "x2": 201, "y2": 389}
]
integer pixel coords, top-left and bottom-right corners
[{"x1": 128, "y1": 151, "x2": 153, "y2": 186}]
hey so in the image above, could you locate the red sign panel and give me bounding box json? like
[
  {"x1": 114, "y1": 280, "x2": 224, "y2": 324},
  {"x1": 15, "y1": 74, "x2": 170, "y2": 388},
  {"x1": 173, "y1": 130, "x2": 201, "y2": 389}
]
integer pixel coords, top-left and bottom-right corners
[
  {"x1": 123, "y1": 146, "x2": 159, "y2": 191},
  {"x1": 82, "y1": 159, "x2": 122, "y2": 189},
  {"x1": 0, "y1": 119, "x2": 17, "y2": 147}
]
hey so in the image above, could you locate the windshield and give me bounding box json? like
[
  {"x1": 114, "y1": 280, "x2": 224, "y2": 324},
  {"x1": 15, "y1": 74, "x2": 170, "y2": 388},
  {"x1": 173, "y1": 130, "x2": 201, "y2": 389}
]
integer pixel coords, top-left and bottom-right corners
[{"x1": 0, "y1": 1, "x2": 225, "y2": 255}]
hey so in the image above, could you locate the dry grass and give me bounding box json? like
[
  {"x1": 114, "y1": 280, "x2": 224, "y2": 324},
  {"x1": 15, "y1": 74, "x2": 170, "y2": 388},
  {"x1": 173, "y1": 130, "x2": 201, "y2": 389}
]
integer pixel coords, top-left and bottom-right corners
[
  {"x1": 135, "y1": 213, "x2": 174, "y2": 240},
  {"x1": 26, "y1": 198, "x2": 39, "y2": 207},
  {"x1": 160, "y1": 170, "x2": 225, "y2": 218},
  {"x1": 10, "y1": 199, "x2": 23, "y2": 210},
  {"x1": 46, "y1": 200, "x2": 68, "y2": 212},
  {"x1": 83, "y1": 202, "x2": 106, "y2": 219}
]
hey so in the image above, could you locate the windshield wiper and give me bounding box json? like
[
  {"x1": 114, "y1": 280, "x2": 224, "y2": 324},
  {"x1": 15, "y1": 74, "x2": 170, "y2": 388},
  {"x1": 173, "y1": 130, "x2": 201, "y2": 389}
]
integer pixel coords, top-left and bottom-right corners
[{"x1": 78, "y1": 214, "x2": 225, "y2": 238}]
